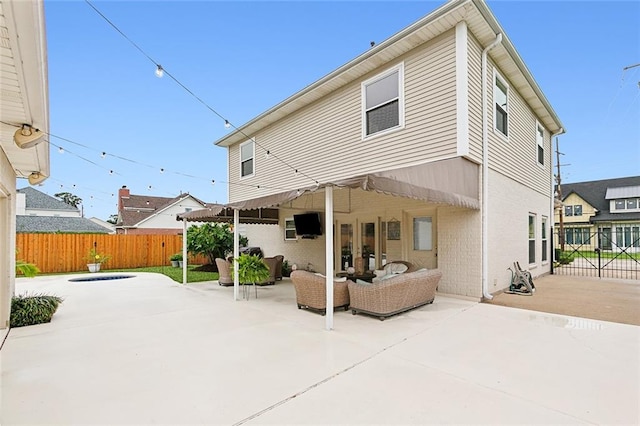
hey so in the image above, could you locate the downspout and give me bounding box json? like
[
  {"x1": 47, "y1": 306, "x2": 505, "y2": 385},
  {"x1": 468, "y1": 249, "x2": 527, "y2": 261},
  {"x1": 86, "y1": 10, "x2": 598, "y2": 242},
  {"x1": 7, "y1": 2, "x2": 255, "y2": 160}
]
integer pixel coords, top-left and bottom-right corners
[{"x1": 481, "y1": 33, "x2": 502, "y2": 300}]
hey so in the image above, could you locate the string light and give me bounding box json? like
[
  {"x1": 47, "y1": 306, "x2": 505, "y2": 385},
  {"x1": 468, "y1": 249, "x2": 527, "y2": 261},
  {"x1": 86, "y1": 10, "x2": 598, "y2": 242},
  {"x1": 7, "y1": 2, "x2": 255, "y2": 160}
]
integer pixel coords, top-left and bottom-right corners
[
  {"x1": 294, "y1": 169, "x2": 298, "y2": 176},
  {"x1": 101, "y1": 152, "x2": 106, "y2": 158},
  {"x1": 109, "y1": 170, "x2": 113, "y2": 175},
  {"x1": 58, "y1": 147, "x2": 64, "y2": 154},
  {"x1": 83, "y1": 0, "x2": 320, "y2": 186},
  {"x1": 160, "y1": 168, "x2": 164, "y2": 174},
  {"x1": 211, "y1": 180, "x2": 215, "y2": 185},
  {"x1": 265, "y1": 150, "x2": 271, "y2": 159}
]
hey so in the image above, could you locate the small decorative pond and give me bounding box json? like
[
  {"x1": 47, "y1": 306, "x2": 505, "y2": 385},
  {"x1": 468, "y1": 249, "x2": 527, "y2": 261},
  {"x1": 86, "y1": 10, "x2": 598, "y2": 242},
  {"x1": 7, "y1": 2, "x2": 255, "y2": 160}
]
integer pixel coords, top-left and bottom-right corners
[{"x1": 69, "y1": 274, "x2": 135, "y2": 282}]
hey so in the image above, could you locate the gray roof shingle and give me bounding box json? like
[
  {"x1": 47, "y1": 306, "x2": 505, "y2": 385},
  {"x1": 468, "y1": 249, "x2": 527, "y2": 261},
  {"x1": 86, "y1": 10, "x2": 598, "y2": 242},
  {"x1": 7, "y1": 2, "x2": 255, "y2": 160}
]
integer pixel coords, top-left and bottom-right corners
[
  {"x1": 16, "y1": 216, "x2": 112, "y2": 233},
  {"x1": 18, "y1": 187, "x2": 79, "y2": 211}
]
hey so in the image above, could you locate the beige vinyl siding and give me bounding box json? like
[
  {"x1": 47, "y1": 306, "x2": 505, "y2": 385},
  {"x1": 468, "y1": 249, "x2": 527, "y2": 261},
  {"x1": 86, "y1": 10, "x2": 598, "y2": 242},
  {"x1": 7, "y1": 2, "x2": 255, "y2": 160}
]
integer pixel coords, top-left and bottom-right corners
[
  {"x1": 228, "y1": 30, "x2": 458, "y2": 203},
  {"x1": 467, "y1": 34, "x2": 483, "y2": 162},
  {"x1": 485, "y1": 61, "x2": 552, "y2": 197}
]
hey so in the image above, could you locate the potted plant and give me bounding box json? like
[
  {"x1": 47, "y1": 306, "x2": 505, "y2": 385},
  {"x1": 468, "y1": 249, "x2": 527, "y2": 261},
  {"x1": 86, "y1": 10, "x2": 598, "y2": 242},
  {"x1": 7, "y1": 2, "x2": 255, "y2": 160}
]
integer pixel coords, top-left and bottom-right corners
[
  {"x1": 233, "y1": 254, "x2": 270, "y2": 299},
  {"x1": 170, "y1": 253, "x2": 182, "y2": 267},
  {"x1": 83, "y1": 247, "x2": 110, "y2": 273}
]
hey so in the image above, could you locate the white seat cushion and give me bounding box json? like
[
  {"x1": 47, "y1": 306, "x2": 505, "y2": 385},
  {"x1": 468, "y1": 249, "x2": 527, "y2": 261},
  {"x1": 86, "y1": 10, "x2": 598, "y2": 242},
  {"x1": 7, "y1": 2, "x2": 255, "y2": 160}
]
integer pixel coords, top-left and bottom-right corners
[{"x1": 384, "y1": 262, "x2": 408, "y2": 275}]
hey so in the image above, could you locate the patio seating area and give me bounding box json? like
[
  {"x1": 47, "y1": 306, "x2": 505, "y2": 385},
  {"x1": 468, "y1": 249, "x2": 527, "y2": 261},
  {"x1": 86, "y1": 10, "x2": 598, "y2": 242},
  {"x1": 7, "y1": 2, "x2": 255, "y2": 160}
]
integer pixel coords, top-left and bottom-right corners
[{"x1": 2, "y1": 272, "x2": 638, "y2": 424}]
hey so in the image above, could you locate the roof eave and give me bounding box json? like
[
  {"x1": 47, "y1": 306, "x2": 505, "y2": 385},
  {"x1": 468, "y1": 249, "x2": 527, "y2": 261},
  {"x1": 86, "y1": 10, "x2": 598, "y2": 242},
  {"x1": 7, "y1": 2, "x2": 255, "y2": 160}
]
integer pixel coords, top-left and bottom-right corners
[{"x1": 214, "y1": 0, "x2": 564, "y2": 148}]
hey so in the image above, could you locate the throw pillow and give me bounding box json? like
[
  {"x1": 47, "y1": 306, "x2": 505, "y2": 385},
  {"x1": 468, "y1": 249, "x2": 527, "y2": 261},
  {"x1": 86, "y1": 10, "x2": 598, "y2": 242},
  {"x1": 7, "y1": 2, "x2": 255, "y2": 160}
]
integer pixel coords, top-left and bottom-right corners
[
  {"x1": 335, "y1": 277, "x2": 347, "y2": 282},
  {"x1": 385, "y1": 262, "x2": 408, "y2": 275}
]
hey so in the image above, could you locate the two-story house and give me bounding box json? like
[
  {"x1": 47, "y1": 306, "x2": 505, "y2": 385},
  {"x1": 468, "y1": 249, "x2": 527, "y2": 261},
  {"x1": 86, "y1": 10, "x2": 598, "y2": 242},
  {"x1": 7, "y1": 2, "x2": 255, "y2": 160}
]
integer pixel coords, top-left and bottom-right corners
[
  {"x1": 115, "y1": 186, "x2": 210, "y2": 234},
  {"x1": 196, "y1": 0, "x2": 564, "y2": 304},
  {"x1": 0, "y1": 0, "x2": 49, "y2": 331},
  {"x1": 556, "y1": 176, "x2": 640, "y2": 253}
]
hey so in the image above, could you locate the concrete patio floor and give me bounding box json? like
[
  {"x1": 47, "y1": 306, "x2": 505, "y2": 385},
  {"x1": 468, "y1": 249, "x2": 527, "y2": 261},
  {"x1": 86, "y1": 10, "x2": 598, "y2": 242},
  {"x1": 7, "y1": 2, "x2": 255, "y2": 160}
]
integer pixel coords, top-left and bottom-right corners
[{"x1": 2, "y1": 273, "x2": 638, "y2": 425}]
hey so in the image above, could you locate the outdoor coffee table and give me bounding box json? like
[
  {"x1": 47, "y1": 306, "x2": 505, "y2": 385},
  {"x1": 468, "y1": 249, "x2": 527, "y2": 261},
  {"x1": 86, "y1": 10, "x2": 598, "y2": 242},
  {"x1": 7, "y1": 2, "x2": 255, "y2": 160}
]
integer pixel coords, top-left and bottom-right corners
[{"x1": 336, "y1": 272, "x2": 376, "y2": 283}]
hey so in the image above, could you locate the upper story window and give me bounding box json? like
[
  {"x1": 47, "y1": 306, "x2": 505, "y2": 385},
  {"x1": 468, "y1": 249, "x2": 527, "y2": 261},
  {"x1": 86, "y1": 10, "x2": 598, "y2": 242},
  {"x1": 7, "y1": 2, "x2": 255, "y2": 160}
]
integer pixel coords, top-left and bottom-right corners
[
  {"x1": 536, "y1": 124, "x2": 544, "y2": 166},
  {"x1": 240, "y1": 140, "x2": 254, "y2": 178},
  {"x1": 564, "y1": 205, "x2": 582, "y2": 216},
  {"x1": 613, "y1": 198, "x2": 640, "y2": 212},
  {"x1": 362, "y1": 63, "x2": 404, "y2": 138},
  {"x1": 494, "y1": 72, "x2": 509, "y2": 138}
]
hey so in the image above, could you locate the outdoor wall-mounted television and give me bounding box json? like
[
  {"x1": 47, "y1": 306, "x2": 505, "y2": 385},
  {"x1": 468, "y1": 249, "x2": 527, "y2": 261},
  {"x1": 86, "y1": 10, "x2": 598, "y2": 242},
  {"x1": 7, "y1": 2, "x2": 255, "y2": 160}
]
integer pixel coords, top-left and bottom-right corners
[{"x1": 293, "y1": 212, "x2": 322, "y2": 238}]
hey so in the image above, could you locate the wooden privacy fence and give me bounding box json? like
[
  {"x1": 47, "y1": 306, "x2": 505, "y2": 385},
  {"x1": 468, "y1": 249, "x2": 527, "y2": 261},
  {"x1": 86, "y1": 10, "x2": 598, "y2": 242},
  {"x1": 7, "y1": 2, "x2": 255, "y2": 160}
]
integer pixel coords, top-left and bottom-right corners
[{"x1": 16, "y1": 234, "x2": 208, "y2": 273}]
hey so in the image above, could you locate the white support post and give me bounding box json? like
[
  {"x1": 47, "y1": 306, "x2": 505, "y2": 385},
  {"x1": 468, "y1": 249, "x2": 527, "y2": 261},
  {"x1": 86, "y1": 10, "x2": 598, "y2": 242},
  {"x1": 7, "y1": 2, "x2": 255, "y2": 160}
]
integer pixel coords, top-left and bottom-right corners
[
  {"x1": 325, "y1": 186, "x2": 334, "y2": 331},
  {"x1": 182, "y1": 218, "x2": 187, "y2": 285},
  {"x1": 233, "y1": 209, "x2": 240, "y2": 301}
]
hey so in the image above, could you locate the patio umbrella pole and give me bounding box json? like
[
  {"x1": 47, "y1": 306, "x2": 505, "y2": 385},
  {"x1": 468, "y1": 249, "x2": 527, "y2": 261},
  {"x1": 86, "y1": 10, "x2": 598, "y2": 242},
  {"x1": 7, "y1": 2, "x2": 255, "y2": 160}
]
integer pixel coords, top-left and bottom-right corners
[
  {"x1": 182, "y1": 218, "x2": 187, "y2": 285},
  {"x1": 325, "y1": 186, "x2": 334, "y2": 331}
]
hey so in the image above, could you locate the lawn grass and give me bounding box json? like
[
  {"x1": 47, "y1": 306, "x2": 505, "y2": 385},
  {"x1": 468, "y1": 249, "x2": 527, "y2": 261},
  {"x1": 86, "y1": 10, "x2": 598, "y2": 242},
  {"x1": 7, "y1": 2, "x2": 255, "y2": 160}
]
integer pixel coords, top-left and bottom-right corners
[
  {"x1": 571, "y1": 250, "x2": 640, "y2": 260},
  {"x1": 107, "y1": 265, "x2": 219, "y2": 283}
]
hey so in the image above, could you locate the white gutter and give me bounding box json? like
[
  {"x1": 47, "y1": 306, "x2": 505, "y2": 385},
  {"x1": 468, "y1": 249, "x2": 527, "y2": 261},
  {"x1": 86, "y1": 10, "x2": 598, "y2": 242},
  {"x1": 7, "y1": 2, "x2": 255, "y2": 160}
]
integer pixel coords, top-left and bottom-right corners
[{"x1": 481, "y1": 33, "x2": 502, "y2": 301}]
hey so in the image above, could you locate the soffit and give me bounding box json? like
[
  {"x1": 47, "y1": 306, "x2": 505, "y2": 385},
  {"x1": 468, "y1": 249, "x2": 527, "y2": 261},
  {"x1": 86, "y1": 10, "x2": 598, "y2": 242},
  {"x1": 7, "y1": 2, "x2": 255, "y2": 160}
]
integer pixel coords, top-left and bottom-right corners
[
  {"x1": 215, "y1": 0, "x2": 563, "y2": 148},
  {"x1": 0, "y1": 0, "x2": 49, "y2": 179}
]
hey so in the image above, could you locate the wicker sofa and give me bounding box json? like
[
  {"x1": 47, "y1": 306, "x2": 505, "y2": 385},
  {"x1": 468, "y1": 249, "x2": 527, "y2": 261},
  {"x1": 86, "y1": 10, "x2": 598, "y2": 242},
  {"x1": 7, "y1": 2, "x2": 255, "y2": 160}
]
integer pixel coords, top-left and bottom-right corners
[
  {"x1": 348, "y1": 269, "x2": 442, "y2": 320},
  {"x1": 290, "y1": 270, "x2": 352, "y2": 315}
]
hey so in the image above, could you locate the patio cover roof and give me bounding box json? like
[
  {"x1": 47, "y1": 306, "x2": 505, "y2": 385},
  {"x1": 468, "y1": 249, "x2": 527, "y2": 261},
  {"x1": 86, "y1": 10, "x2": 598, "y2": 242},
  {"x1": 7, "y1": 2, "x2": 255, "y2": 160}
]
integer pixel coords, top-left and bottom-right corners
[{"x1": 178, "y1": 158, "x2": 479, "y2": 221}]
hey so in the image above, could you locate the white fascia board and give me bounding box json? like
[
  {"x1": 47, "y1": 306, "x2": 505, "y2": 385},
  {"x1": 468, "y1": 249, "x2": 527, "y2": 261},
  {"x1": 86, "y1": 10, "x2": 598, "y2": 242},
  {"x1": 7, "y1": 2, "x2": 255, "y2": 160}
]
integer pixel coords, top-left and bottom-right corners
[{"x1": 455, "y1": 21, "x2": 469, "y2": 157}]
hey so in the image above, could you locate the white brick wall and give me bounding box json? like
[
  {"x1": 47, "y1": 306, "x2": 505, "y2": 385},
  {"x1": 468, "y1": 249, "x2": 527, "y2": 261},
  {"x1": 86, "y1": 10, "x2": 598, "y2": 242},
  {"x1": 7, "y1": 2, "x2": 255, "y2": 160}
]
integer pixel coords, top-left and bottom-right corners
[
  {"x1": 488, "y1": 170, "x2": 551, "y2": 293},
  {"x1": 437, "y1": 206, "x2": 482, "y2": 298}
]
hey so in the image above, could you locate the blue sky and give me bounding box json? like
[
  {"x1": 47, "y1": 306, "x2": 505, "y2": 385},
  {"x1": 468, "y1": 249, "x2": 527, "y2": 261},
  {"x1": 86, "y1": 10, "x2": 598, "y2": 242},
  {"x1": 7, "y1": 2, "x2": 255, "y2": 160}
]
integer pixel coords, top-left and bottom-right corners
[{"x1": 39, "y1": 0, "x2": 639, "y2": 220}]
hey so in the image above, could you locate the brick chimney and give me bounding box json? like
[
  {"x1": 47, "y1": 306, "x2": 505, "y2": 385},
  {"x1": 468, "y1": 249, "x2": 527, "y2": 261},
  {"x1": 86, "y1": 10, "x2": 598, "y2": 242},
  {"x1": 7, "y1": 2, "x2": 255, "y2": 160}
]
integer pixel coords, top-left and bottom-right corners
[{"x1": 118, "y1": 185, "x2": 130, "y2": 212}]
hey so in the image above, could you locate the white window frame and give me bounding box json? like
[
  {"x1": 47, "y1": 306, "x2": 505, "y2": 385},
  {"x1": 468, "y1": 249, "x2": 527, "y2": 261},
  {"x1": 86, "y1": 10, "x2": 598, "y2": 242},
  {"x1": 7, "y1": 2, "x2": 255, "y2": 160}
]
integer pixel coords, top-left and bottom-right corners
[
  {"x1": 528, "y1": 213, "x2": 536, "y2": 266},
  {"x1": 536, "y1": 122, "x2": 545, "y2": 167},
  {"x1": 541, "y1": 216, "x2": 548, "y2": 263},
  {"x1": 284, "y1": 217, "x2": 297, "y2": 241},
  {"x1": 413, "y1": 216, "x2": 433, "y2": 251},
  {"x1": 239, "y1": 140, "x2": 255, "y2": 179},
  {"x1": 361, "y1": 63, "x2": 405, "y2": 140},
  {"x1": 493, "y1": 69, "x2": 509, "y2": 139}
]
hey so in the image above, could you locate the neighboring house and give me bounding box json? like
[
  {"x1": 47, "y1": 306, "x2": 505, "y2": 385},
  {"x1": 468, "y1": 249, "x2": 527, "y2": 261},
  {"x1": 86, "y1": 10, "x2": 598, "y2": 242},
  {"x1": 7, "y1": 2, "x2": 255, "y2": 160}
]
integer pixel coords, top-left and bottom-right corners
[
  {"x1": 115, "y1": 186, "x2": 209, "y2": 234},
  {"x1": 17, "y1": 187, "x2": 81, "y2": 217},
  {"x1": 15, "y1": 188, "x2": 111, "y2": 233},
  {"x1": 201, "y1": 0, "x2": 564, "y2": 301},
  {"x1": 555, "y1": 176, "x2": 640, "y2": 253},
  {"x1": 0, "y1": 0, "x2": 49, "y2": 330},
  {"x1": 89, "y1": 217, "x2": 116, "y2": 234}
]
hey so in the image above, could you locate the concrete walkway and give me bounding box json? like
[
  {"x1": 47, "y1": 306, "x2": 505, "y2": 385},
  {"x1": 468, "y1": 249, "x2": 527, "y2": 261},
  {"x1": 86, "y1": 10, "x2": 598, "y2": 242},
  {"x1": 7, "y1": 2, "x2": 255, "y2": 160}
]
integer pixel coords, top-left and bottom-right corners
[{"x1": 2, "y1": 273, "x2": 638, "y2": 425}]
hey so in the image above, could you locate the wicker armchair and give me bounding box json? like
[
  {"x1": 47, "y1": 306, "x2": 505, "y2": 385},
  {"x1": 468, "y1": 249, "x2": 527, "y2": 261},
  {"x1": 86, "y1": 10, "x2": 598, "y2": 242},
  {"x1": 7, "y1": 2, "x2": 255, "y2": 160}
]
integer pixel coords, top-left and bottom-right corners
[
  {"x1": 290, "y1": 270, "x2": 352, "y2": 315},
  {"x1": 273, "y1": 255, "x2": 284, "y2": 280},
  {"x1": 215, "y1": 258, "x2": 234, "y2": 286},
  {"x1": 348, "y1": 269, "x2": 442, "y2": 320},
  {"x1": 258, "y1": 257, "x2": 278, "y2": 285}
]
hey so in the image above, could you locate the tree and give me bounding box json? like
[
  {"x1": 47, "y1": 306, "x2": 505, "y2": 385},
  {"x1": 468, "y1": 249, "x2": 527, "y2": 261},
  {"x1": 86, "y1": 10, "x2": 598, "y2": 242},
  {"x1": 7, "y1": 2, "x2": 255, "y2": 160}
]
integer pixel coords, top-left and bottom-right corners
[
  {"x1": 54, "y1": 192, "x2": 82, "y2": 208},
  {"x1": 186, "y1": 223, "x2": 248, "y2": 265},
  {"x1": 106, "y1": 214, "x2": 118, "y2": 225}
]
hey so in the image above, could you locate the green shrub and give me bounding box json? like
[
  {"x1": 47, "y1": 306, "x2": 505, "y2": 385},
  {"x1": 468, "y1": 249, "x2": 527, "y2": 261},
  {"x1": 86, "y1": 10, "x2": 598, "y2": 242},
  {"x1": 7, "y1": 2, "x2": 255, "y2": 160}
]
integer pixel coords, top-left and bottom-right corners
[
  {"x1": 10, "y1": 293, "x2": 64, "y2": 328},
  {"x1": 170, "y1": 253, "x2": 183, "y2": 261},
  {"x1": 558, "y1": 251, "x2": 574, "y2": 265}
]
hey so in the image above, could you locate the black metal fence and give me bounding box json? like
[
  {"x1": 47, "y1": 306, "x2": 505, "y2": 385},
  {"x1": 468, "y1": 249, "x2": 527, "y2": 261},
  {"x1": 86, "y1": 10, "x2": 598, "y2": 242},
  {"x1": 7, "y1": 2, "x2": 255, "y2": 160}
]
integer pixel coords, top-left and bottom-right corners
[{"x1": 553, "y1": 228, "x2": 639, "y2": 280}]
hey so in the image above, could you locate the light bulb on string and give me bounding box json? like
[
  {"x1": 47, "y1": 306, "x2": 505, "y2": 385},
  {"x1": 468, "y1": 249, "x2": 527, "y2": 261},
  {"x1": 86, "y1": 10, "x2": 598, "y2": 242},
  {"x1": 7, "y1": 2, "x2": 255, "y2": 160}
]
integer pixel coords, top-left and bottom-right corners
[
  {"x1": 296, "y1": 189, "x2": 301, "y2": 196},
  {"x1": 101, "y1": 152, "x2": 106, "y2": 159},
  {"x1": 160, "y1": 168, "x2": 164, "y2": 174},
  {"x1": 155, "y1": 65, "x2": 164, "y2": 78},
  {"x1": 58, "y1": 147, "x2": 64, "y2": 154},
  {"x1": 294, "y1": 169, "x2": 298, "y2": 176},
  {"x1": 264, "y1": 150, "x2": 271, "y2": 159},
  {"x1": 148, "y1": 185, "x2": 152, "y2": 191},
  {"x1": 109, "y1": 170, "x2": 113, "y2": 175},
  {"x1": 224, "y1": 120, "x2": 231, "y2": 129},
  {"x1": 211, "y1": 180, "x2": 215, "y2": 185}
]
